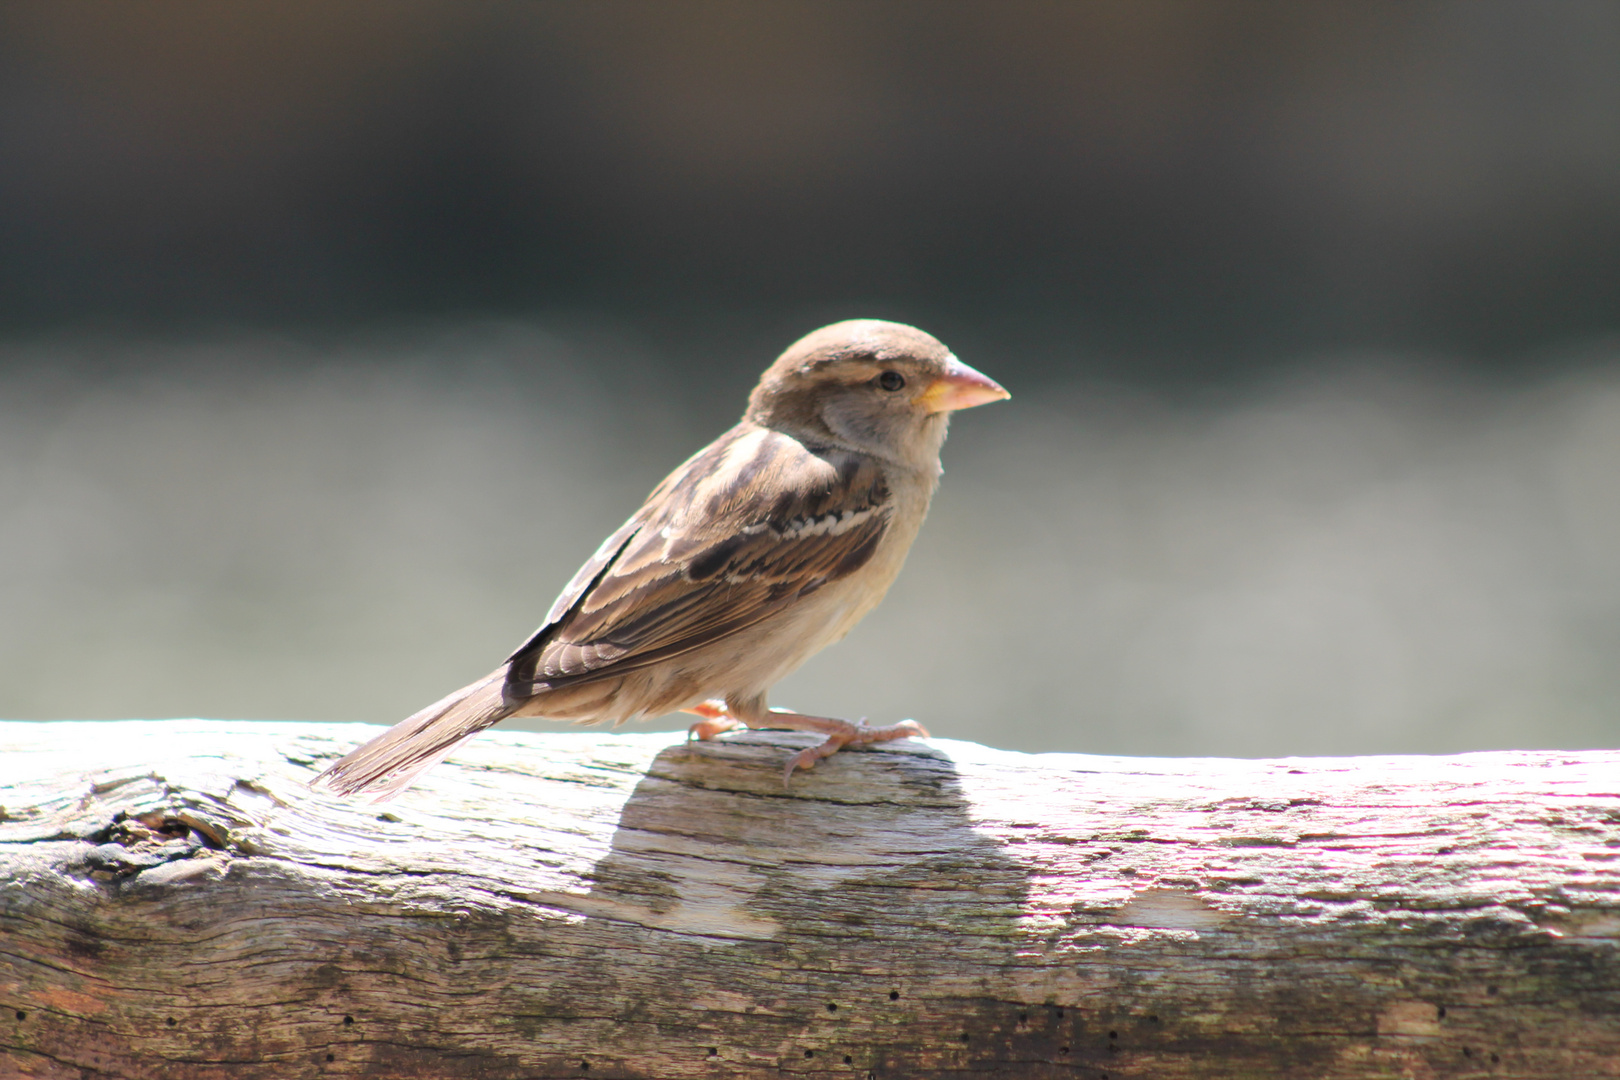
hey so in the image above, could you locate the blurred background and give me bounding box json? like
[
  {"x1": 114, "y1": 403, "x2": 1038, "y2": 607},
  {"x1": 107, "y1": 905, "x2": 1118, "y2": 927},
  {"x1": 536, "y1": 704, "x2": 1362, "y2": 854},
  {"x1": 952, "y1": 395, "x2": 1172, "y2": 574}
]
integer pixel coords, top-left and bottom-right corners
[{"x1": 3, "y1": 1, "x2": 1618, "y2": 756}]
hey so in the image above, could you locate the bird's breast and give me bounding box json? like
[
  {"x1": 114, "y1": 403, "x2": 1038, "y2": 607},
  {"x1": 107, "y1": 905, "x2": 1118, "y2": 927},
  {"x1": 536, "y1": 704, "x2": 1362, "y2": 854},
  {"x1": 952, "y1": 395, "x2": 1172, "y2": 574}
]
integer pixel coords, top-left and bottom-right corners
[{"x1": 784, "y1": 471, "x2": 934, "y2": 651}]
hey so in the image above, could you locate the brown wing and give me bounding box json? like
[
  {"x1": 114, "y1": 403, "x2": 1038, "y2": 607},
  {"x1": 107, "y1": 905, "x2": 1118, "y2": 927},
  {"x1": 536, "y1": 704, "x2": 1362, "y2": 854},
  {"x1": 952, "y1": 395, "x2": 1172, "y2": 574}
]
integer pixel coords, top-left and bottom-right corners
[{"x1": 504, "y1": 422, "x2": 892, "y2": 695}]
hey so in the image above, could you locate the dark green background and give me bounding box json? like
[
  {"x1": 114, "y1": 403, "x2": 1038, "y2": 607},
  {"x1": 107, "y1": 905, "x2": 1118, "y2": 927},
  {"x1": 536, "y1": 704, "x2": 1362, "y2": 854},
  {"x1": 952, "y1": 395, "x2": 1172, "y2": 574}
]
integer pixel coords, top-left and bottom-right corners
[{"x1": 4, "y1": 2, "x2": 1616, "y2": 382}]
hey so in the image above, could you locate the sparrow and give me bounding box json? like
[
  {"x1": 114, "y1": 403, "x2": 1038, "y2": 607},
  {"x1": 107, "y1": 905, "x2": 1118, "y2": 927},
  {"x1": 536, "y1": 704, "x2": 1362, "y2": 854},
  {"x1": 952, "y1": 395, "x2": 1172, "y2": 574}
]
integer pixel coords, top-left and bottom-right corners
[{"x1": 312, "y1": 319, "x2": 1008, "y2": 800}]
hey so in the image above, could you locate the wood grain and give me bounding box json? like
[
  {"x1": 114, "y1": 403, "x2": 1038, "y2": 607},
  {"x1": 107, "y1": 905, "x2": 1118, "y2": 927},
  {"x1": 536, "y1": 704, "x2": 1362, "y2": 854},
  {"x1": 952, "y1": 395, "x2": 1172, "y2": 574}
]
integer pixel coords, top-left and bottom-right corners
[{"x1": 3, "y1": 720, "x2": 1619, "y2": 1079}]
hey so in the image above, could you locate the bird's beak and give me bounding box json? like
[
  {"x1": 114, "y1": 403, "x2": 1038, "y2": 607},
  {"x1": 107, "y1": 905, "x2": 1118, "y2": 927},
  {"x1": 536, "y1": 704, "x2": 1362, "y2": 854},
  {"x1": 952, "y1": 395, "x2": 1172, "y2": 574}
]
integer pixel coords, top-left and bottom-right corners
[{"x1": 918, "y1": 356, "x2": 1011, "y2": 413}]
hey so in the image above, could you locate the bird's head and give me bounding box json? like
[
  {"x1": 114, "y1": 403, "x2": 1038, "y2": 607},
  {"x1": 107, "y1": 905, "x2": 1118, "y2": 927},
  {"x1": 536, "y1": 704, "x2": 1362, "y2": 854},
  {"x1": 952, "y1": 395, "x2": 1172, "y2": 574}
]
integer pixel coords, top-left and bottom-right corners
[{"x1": 746, "y1": 320, "x2": 1009, "y2": 468}]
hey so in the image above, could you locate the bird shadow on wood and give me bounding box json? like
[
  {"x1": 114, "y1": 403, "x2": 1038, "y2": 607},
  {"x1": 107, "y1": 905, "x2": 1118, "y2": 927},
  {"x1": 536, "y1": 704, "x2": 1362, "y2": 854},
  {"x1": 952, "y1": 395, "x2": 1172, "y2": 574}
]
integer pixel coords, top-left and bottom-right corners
[
  {"x1": 531, "y1": 732, "x2": 1061, "y2": 1074},
  {"x1": 577, "y1": 732, "x2": 1030, "y2": 941}
]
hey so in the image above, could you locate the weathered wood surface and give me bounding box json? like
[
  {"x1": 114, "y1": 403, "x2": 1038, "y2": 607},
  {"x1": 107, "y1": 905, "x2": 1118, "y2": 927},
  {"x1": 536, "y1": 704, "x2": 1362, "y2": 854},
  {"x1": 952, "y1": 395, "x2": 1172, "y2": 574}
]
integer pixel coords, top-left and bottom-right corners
[{"x1": 3, "y1": 721, "x2": 1619, "y2": 1079}]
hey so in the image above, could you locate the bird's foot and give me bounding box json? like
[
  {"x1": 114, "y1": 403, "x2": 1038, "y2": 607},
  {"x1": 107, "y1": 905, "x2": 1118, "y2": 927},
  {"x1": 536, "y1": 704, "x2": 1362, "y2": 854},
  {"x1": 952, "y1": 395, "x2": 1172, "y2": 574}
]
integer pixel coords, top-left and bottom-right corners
[
  {"x1": 760, "y1": 710, "x2": 930, "y2": 783},
  {"x1": 682, "y1": 700, "x2": 746, "y2": 741}
]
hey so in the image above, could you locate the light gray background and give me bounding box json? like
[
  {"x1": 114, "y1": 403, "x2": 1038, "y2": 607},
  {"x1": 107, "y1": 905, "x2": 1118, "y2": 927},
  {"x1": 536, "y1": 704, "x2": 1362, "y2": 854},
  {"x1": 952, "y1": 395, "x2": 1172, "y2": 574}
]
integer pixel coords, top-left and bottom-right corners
[{"x1": 6, "y1": 325, "x2": 1616, "y2": 756}]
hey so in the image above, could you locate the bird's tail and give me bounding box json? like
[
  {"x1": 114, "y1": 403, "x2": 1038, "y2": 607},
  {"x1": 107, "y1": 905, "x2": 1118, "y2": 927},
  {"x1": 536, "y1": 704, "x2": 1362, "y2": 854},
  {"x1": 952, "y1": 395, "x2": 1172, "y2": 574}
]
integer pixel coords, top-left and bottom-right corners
[{"x1": 310, "y1": 667, "x2": 513, "y2": 802}]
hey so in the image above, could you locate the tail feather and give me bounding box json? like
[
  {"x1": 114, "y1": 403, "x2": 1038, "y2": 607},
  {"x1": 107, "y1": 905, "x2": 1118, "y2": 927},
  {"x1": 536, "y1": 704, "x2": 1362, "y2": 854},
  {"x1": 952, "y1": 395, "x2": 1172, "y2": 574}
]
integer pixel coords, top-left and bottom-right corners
[{"x1": 310, "y1": 668, "x2": 513, "y2": 802}]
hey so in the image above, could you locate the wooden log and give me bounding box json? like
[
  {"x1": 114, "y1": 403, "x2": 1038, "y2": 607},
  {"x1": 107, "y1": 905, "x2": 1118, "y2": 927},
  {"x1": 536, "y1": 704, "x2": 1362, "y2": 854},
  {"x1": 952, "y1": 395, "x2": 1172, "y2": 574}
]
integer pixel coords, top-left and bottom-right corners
[{"x1": 2, "y1": 720, "x2": 1619, "y2": 1079}]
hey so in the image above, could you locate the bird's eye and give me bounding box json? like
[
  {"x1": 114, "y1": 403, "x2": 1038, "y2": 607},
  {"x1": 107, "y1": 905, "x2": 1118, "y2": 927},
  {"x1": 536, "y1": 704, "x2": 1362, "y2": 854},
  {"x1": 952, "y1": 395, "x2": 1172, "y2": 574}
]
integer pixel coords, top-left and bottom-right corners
[{"x1": 877, "y1": 370, "x2": 906, "y2": 392}]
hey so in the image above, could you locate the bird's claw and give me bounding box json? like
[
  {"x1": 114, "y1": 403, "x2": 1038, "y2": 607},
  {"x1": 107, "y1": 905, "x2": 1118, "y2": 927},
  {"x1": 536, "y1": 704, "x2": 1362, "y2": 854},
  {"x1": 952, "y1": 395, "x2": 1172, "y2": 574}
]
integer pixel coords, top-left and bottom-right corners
[
  {"x1": 782, "y1": 739, "x2": 846, "y2": 784},
  {"x1": 780, "y1": 717, "x2": 931, "y2": 784},
  {"x1": 684, "y1": 700, "x2": 745, "y2": 742},
  {"x1": 686, "y1": 716, "x2": 745, "y2": 742}
]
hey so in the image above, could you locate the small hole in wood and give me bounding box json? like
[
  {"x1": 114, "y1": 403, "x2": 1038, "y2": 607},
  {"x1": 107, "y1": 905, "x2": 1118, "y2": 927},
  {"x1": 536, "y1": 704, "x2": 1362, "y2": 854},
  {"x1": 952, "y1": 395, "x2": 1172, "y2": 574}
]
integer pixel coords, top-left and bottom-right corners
[
  {"x1": 844, "y1": 1055, "x2": 853, "y2": 1064},
  {"x1": 1055, "y1": 1008, "x2": 1064, "y2": 1020},
  {"x1": 888, "y1": 990, "x2": 900, "y2": 1001},
  {"x1": 826, "y1": 1002, "x2": 838, "y2": 1012},
  {"x1": 1491, "y1": 1053, "x2": 1500, "y2": 1064},
  {"x1": 1462, "y1": 1047, "x2": 1472, "y2": 1057},
  {"x1": 1437, "y1": 1006, "x2": 1446, "y2": 1018},
  {"x1": 580, "y1": 1061, "x2": 589, "y2": 1071},
  {"x1": 14, "y1": 1011, "x2": 26, "y2": 1022},
  {"x1": 1059, "y1": 1045, "x2": 1069, "y2": 1054},
  {"x1": 325, "y1": 1054, "x2": 334, "y2": 1063},
  {"x1": 342, "y1": 1015, "x2": 354, "y2": 1026},
  {"x1": 959, "y1": 1033, "x2": 970, "y2": 1043},
  {"x1": 804, "y1": 1049, "x2": 814, "y2": 1059},
  {"x1": 1018, "y1": 1013, "x2": 1027, "y2": 1024},
  {"x1": 1109, "y1": 1030, "x2": 1118, "y2": 1039},
  {"x1": 707, "y1": 1047, "x2": 717, "y2": 1058},
  {"x1": 165, "y1": 1017, "x2": 176, "y2": 1027}
]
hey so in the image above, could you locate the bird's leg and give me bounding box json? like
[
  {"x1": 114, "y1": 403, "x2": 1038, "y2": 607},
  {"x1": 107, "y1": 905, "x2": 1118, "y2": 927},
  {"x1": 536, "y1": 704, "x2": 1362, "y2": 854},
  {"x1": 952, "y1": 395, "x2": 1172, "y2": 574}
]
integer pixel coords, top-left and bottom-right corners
[
  {"x1": 682, "y1": 699, "x2": 747, "y2": 741},
  {"x1": 749, "y1": 708, "x2": 930, "y2": 783}
]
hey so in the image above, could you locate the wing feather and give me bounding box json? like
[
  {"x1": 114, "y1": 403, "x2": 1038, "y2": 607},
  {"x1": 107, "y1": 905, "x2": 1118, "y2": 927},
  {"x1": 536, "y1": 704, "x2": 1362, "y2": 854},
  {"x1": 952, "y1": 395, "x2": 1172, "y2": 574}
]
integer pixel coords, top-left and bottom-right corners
[{"x1": 504, "y1": 424, "x2": 891, "y2": 696}]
